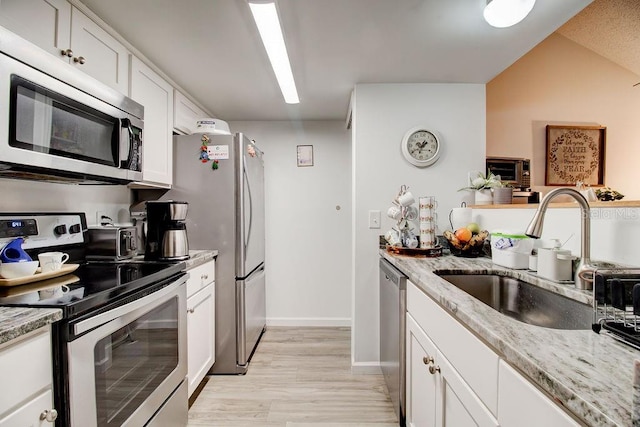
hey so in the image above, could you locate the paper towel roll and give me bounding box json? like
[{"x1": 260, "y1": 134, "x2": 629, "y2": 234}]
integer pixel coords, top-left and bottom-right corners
[{"x1": 449, "y1": 207, "x2": 472, "y2": 230}]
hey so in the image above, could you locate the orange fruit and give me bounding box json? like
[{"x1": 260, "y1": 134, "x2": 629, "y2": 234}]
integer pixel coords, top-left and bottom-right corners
[{"x1": 454, "y1": 227, "x2": 472, "y2": 243}]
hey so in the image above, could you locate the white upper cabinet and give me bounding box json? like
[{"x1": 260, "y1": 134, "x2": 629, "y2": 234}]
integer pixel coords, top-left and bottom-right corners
[
  {"x1": 129, "y1": 55, "x2": 174, "y2": 187},
  {"x1": 174, "y1": 90, "x2": 208, "y2": 135},
  {"x1": 0, "y1": 0, "x2": 71, "y2": 57},
  {"x1": 0, "y1": 1, "x2": 129, "y2": 93},
  {"x1": 68, "y1": 6, "x2": 129, "y2": 93}
]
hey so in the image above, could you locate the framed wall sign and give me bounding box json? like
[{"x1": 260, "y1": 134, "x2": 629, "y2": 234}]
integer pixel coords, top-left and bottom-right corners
[
  {"x1": 296, "y1": 145, "x2": 314, "y2": 167},
  {"x1": 545, "y1": 125, "x2": 606, "y2": 186}
]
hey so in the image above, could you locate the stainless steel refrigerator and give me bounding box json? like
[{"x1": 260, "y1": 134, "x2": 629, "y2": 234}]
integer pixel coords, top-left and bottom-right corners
[{"x1": 165, "y1": 132, "x2": 266, "y2": 374}]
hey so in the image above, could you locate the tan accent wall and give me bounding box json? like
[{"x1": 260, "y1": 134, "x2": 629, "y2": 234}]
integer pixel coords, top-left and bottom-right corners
[{"x1": 487, "y1": 33, "x2": 640, "y2": 199}]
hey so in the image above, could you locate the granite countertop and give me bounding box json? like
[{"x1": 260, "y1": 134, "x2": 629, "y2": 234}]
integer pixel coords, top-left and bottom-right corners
[
  {"x1": 381, "y1": 251, "x2": 639, "y2": 427},
  {"x1": 0, "y1": 307, "x2": 62, "y2": 347},
  {"x1": 184, "y1": 249, "x2": 218, "y2": 270}
]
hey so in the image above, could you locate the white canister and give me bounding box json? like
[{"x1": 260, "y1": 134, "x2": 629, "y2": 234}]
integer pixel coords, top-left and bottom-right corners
[{"x1": 537, "y1": 248, "x2": 573, "y2": 282}]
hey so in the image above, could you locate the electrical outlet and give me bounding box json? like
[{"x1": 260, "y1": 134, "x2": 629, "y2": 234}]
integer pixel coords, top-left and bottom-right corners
[
  {"x1": 96, "y1": 211, "x2": 109, "y2": 225},
  {"x1": 368, "y1": 210, "x2": 381, "y2": 229}
]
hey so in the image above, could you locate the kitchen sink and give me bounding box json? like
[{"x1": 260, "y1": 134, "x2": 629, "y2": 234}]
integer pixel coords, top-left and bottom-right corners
[{"x1": 436, "y1": 273, "x2": 592, "y2": 330}]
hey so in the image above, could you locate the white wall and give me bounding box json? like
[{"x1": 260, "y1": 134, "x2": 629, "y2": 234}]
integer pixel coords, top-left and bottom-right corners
[
  {"x1": 352, "y1": 83, "x2": 486, "y2": 369},
  {"x1": 0, "y1": 179, "x2": 131, "y2": 224},
  {"x1": 473, "y1": 206, "x2": 640, "y2": 267},
  {"x1": 228, "y1": 120, "x2": 352, "y2": 326}
]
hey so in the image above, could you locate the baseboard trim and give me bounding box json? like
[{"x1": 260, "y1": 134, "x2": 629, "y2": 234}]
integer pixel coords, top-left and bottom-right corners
[
  {"x1": 266, "y1": 317, "x2": 351, "y2": 327},
  {"x1": 350, "y1": 362, "x2": 382, "y2": 375}
]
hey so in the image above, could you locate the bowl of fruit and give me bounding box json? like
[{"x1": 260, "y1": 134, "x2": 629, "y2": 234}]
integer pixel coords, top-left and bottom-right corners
[{"x1": 443, "y1": 223, "x2": 489, "y2": 258}]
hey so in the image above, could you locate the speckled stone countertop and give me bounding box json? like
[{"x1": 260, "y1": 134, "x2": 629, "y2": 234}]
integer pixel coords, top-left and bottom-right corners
[
  {"x1": 381, "y1": 251, "x2": 639, "y2": 427},
  {"x1": 184, "y1": 250, "x2": 218, "y2": 270},
  {"x1": 0, "y1": 307, "x2": 61, "y2": 346}
]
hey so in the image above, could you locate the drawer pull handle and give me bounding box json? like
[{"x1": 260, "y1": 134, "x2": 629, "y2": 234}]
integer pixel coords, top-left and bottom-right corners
[
  {"x1": 423, "y1": 356, "x2": 434, "y2": 365},
  {"x1": 429, "y1": 365, "x2": 441, "y2": 375},
  {"x1": 40, "y1": 409, "x2": 58, "y2": 422},
  {"x1": 187, "y1": 308, "x2": 195, "y2": 314}
]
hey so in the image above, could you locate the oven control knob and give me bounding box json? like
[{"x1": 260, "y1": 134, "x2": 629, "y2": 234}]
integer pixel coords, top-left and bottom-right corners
[
  {"x1": 40, "y1": 408, "x2": 58, "y2": 422},
  {"x1": 69, "y1": 224, "x2": 81, "y2": 234},
  {"x1": 53, "y1": 224, "x2": 67, "y2": 236}
]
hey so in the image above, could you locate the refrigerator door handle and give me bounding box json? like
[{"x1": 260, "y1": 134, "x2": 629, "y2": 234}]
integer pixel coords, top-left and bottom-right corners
[{"x1": 243, "y1": 156, "x2": 253, "y2": 256}]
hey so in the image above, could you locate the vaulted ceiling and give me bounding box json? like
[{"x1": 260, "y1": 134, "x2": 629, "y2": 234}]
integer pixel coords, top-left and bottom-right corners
[{"x1": 557, "y1": 0, "x2": 640, "y2": 79}]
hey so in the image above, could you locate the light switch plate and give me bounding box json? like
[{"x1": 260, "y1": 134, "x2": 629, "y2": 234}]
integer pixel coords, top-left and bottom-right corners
[{"x1": 368, "y1": 210, "x2": 381, "y2": 229}]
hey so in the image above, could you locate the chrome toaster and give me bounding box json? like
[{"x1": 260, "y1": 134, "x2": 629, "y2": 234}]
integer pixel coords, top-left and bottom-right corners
[{"x1": 86, "y1": 226, "x2": 138, "y2": 260}]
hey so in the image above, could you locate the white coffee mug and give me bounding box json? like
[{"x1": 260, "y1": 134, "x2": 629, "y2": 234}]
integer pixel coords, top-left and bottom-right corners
[
  {"x1": 38, "y1": 252, "x2": 69, "y2": 273},
  {"x1": 397, "y1": 191, "x2": 415, "y2": 207},
  {"x1": 39, "y1": 285, "x2": 70, "y2": 300},
  {"x1": 419, "y1": 212, "x2": 437, "y2": 222},
  {"x1": 403, "y1": 233, "x2": 419, "y2": 249},
  {"x1": 387, "y1": 205, "x2": 402, "y2": 220},
  {"x1": 404, "y1": 206, "x2": 418, "y2": 221},
  {"x1": 420, "y1": 234, "x2": 440, "y2": 249},
  {"x1": 385, "y1": 229, "x2": 402, "y2": 247},
  {"x1": 419, "y1": 196, "x2": 438, "y2": 210}
]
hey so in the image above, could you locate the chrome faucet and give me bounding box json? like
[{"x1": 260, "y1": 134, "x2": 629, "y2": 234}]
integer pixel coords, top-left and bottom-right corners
[{"x1": 525, "y1": 187, "x2": 593, "y2": 290}]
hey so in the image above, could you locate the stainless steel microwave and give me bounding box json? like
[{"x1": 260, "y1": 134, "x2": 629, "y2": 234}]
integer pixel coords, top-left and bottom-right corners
[
  {"x1": 0, "y1": 27, "x2": 143, "y2": 184},
  {"x1": 486, "y1": 156, "x2": 531, "y2": 190}
]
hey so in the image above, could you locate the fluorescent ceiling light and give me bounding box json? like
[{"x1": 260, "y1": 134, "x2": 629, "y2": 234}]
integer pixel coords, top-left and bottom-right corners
[
  {"x1": 483, "y1": 0, "x2": 536, "y2": 28},
  {"x1": 248, "y1": 1, "x2": 299, "y2": 104}
]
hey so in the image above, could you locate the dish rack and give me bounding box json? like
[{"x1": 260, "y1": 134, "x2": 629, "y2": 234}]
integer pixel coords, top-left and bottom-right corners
[{"x1": 592, "y1": 268, "x2": 640, "y2": 350}]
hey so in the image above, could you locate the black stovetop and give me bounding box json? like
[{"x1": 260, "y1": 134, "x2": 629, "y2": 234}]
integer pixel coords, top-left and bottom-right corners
[{"x1": 0, "y1": 260, "x2": 185, "y2": 319}]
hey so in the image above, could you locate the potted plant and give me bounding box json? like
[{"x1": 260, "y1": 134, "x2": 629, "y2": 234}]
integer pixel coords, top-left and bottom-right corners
[
  {"x1": 492, "y1": 181, "x2": 514, "y2": 204},
  {"x1": 459, "y1": 171, "x2": 502, "y2": 205}
]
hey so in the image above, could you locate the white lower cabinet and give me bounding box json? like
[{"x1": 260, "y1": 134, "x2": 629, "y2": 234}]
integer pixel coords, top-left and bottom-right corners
[
  {"x1": 407, "y1": 314, "x2": 499, "y2": 427},
  {"x1": 186, "y1": 260, "x2": 216, "y2": 397},
  {"x1": 498, "y1": 361, "x2": 580, "y2": 427},
  {"x1": 406, "y1": 280, "x2": 581, "y2": 427},
  {"x1": 0, "y1": 326, "x2": 57, "y2": 426}
]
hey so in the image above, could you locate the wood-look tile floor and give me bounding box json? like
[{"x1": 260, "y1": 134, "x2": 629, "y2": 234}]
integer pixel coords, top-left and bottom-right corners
[{"x1": 187, "y1": 327, "x2": 398, "y2": 427}]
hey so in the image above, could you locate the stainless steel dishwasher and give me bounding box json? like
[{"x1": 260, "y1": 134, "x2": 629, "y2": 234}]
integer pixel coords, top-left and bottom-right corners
[{"x1": 379, "y1": 257, "x2": 407, "y2": 426}]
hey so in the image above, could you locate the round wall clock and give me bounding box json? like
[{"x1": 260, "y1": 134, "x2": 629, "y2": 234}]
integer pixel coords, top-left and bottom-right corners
[{"x1": 401, "y1": 127, "x2": 441, "y2": 167}]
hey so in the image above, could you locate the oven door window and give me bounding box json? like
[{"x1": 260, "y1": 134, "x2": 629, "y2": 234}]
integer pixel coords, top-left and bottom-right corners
[
  {"x1": 93, "y1": 298, "x2": 179, "y2": 426},
  {"x1": 9, "y1": 75, "x2": 119, "y2": 166}
]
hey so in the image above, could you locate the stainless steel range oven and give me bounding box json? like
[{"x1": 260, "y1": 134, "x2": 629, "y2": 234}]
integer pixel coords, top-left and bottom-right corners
[
  {"x1": 65, "y1": 272, "x2": 187, "y2": 427},
  {"x1": 0, "y1": 213, "x2": 188, "y2": 427}
]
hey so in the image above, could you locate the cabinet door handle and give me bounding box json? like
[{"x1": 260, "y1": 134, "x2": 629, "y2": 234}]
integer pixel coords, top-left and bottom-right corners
[
  {"x1": 40, "y1": 409, "x2": 58, "y2": 422},
  {"x1": 60, "y1": 49, "x2": 73, "y2": 57},
  {"x1": 201, "y1": 274, "x2": 208, "y2": 280},
  {"x1": 187, "y1": 308, "x2": 195, "y2": 314},
  {"x1": 429, "y1": 365, "x2": 441, "y2": 375},
  {"x1": 423, "y1": 356, "x2": 434, "y2": 365},
  {"x1": 73, "y1": 56, "x2": 86, "y2": 64}
]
